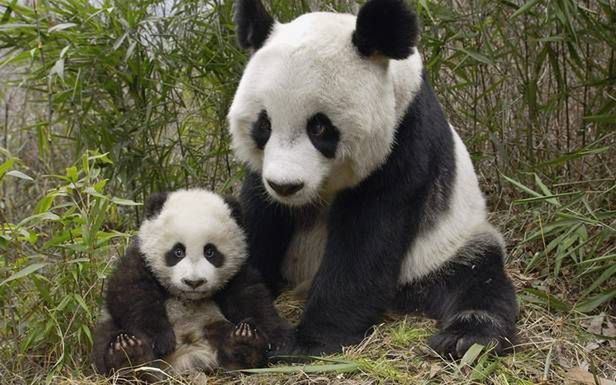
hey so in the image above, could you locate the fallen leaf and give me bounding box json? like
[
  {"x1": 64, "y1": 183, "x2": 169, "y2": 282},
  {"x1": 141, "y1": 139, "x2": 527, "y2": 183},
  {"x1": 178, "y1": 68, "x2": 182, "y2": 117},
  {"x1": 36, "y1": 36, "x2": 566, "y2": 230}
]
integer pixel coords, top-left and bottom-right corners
[
  {"x1": 586, "y1": 313, "x2": 605, "y2": 335},
  {"x1": 565, "y1": 367, "x2": 616, "y2": 385}
]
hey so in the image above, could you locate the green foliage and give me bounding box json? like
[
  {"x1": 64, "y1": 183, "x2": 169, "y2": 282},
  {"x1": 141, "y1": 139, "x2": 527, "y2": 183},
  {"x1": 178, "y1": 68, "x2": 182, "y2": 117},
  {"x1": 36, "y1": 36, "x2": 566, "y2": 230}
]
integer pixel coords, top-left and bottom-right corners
[
  {"x1": 0, "y1": 150, "x2": 133, "y2": 378},
  {"x1": 504, "y1": 172, "x2": 616, "y2": 313},
  {"x1": 0, "y1": 0, "x2": 614, "y2": 382}
]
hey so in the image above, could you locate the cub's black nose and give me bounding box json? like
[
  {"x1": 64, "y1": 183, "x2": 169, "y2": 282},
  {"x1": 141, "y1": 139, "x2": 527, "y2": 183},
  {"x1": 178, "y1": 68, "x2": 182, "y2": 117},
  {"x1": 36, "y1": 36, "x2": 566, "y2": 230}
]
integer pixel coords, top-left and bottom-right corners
[
  {"x1": 266, "y1": 180, "x2": 304, "y2": 197},
  {"x1": 182, "y1": 279, "x2": 205, "y2": 289}
]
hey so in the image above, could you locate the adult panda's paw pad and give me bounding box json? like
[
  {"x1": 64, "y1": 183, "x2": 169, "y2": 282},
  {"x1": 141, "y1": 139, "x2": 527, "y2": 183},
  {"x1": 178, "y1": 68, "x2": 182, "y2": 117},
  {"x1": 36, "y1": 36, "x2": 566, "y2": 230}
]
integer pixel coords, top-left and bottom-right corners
[
  {"x1": 427, "y1": 331, "x2": 506, "y2": 358},
  {"x1": 105, "y1": 333, "x2": 153, "y2": 370},
  {"x1": 231, "y1": 321, "x2": 264, "y2": 345},
  {"x1": 428, "y1": 310, "x2": 515, "y2": 358}
]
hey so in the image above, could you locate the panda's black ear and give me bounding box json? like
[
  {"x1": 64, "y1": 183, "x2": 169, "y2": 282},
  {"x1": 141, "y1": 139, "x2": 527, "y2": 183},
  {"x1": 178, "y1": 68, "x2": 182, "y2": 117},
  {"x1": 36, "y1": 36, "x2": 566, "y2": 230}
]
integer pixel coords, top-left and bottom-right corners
[
  {"x1": 352, "y1": 0, "x2": 419, "y2": 60},
  {"x1": 234, "y1": 0, "x2": 274, "y2": 52},
  {"x1": 223, "y1": 195, "x2": 244, "y2": 228},
  {"x1": 144, "y1": 192, "x2": 168, "y2": 220}
]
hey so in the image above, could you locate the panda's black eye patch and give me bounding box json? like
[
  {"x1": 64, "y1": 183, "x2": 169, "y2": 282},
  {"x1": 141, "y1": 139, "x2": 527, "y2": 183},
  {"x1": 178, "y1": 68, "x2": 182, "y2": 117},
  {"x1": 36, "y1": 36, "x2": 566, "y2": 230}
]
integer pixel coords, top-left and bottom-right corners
[
  {"x1": 251, "y1": 110, "x2": 271, "y2": 150},
  {"x1": 204, "y1": 243, "x2": 224, "y2": 267},
  {"x1": 165, "y1": 243, "x2": 185, "y2": 267},
  {"x1": 306, "y1": 113, "x2": 340, "y2": 159}
]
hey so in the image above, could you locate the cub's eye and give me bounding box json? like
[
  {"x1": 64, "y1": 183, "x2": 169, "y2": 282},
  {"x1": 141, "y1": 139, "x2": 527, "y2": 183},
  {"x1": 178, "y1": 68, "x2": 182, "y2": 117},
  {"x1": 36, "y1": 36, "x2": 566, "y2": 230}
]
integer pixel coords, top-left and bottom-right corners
[
  {"x1": 172, "y1": 243, "x2": 185, "y2": 259},
  {"x1": 204, "y1": 244, "x2": 215, "y2": 258},
  {"x1": 203, "y1": 243, "x2": 224, "y2": 267},
  {"x1": 251, "y1": 110, "x2": 272, "y2": 150}
]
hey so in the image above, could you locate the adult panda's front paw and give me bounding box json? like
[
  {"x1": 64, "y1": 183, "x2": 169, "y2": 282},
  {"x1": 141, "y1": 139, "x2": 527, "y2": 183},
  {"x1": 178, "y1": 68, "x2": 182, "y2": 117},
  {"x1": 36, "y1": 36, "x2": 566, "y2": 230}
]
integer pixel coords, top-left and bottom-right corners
[
  {"x1": 428, "y1": 310, "x2": 515, "y2": 358},
  {"x1": 150, "y1": 327, "x2": 176, "y2": 357}
]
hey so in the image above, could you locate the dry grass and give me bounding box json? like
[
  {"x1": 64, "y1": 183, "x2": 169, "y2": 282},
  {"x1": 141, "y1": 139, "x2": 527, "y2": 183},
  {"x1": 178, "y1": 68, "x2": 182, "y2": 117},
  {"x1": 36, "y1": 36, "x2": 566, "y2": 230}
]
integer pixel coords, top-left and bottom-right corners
[{"x1": 3, "y1": 283, "x2": 615, "y2": 385}]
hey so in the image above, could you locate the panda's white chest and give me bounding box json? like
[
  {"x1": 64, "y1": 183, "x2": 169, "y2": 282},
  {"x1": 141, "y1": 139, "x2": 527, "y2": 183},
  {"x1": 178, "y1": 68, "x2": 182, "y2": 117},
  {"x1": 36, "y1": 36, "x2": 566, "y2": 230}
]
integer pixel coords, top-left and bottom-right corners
[
  {"x1": 282, "y1": 209, "x2": 329, "y2": 291},
  {"x1": 164, "y1": 298, "x2": 226, "y2": 373}
]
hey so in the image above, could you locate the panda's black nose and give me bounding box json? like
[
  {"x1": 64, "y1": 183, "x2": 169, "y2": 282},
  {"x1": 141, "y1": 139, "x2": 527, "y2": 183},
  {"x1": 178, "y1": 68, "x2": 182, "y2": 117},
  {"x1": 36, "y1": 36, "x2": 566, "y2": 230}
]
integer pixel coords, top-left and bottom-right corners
[
  {"x1": 266, "y1": 180, "x2": 304, "y2": 197},
  {"x1": 183, "y1": 279, "x2": 205, "y2": 289}
]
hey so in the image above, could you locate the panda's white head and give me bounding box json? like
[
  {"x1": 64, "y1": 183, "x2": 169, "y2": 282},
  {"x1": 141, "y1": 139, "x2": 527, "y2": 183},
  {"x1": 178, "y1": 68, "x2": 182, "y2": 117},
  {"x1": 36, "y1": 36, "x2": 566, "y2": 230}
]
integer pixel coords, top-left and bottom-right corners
[
  {"x1": 137, "y1": 189, "x2": 246, "y2": 300},
  {"x1": 228, "y1": 0, "x2": 424, "y2": 207}
]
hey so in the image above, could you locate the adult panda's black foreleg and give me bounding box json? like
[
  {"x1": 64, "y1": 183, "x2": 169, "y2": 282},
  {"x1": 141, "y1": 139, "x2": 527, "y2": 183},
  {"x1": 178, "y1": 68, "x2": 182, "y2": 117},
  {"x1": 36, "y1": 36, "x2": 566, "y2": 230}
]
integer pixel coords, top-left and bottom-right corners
[
  {"x1": 240, "y1": 172, "x2": 296, "y2": 294},
  {"x1": 394, "y1": 233, "x2": 518, "y2": 358},
  {"x1": 277, "y1": 187, "x2": 420, "y2": 356}
]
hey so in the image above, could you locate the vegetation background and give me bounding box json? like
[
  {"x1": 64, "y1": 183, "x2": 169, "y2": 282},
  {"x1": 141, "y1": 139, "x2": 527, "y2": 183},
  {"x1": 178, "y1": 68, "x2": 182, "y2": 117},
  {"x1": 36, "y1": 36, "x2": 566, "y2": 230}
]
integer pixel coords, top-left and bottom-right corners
[{"x1": 0, "y1": 0, "x2": 614, "y2": 384}]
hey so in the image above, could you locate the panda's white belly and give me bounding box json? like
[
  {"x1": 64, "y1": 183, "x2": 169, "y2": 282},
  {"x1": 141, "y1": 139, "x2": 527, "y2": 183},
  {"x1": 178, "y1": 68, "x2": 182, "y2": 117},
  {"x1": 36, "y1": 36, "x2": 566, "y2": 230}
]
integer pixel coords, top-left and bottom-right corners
[
  {"x1": 282, "y1": 209, "x2": 328, "y2": 292},
  {"x1": 164, "y1": 298, "x2": 226, "y2": 373}
]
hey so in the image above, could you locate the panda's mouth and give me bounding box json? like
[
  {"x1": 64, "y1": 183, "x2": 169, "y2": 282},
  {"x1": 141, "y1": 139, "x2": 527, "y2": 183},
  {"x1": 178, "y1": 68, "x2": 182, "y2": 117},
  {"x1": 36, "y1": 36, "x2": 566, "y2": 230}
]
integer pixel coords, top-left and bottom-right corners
[{"x1": 177, "y1": 289, "x2": 209, "y2": 300}]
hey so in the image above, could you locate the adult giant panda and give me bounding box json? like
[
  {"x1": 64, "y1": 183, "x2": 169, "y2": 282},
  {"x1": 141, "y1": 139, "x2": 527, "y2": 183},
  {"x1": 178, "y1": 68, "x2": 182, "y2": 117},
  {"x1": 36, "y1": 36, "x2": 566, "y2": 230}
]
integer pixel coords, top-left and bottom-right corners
[{"x1": 228, "y1": 0, "x2": 518, "y2": 358}]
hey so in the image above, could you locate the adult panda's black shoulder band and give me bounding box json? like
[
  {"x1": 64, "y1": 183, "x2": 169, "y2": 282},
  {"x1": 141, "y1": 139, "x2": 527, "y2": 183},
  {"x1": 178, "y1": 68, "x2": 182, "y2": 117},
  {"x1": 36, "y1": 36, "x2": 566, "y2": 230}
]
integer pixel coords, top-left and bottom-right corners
[
  {"x1": 234, "y1": 0, "x2": 275, "y2": 51},
  {"x1": 352, "y1": 0, "x2": 419, "y2": 60}
]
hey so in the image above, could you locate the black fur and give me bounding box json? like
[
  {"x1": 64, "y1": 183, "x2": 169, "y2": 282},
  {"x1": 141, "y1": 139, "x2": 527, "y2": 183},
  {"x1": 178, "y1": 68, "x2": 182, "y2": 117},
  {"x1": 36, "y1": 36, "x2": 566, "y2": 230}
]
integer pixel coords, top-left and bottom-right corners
[
  {"x1": 214, "y1": 264, "x2": 293, "y2": 347},
  {"x1": 352, "y1": 0, "x2": 419, "y2": 59},
  {"x1": 306, "y1": 113, "x2": 340, "y2": 159},
  {"x1": 93, "y1": 199, "x2": 291, "y2": 375},
  {"x1": 240, "y1": 75, "x2": 517, "y2": 358},
  {"x1": 234, "y1": 0, "x2": 274, "y2": 51},
  {"x1": 393, "y1": 236, "x2": 518, "y2": 357},
  {"x1": 144, "y1": 192, "x2": 168, "y2": 219},
  {"x1": 251, "y1": 110, "x2": 272, "y2": 150},
  {"x1": 223, "y1": 195, "x2": 244, "y2": 228},
  {"x1": 94, "y1": 241, "x2": 175, "y2": 375},
  {"x1": 240, "y1": 171, "x2": 296, "y2": 294},
  {"x1": 165, "y1": 243, "x2": 185, "y2": 267},
  {"x1": 204, "y1": 243, "x2": 225, "y2": 267}
]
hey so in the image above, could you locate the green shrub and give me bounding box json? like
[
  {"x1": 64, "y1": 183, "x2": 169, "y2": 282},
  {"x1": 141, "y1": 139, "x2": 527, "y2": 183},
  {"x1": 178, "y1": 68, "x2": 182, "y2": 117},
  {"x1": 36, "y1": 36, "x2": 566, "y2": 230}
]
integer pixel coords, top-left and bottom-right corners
[{"x1": 0, "y1": 150, "x2": 134, "y2": 378}]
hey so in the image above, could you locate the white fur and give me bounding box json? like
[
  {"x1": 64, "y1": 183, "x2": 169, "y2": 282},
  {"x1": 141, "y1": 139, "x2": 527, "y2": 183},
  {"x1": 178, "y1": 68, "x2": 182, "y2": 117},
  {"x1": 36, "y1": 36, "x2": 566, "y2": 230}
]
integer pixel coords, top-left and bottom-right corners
[
  {"x1": 398, "y1": 127, "x2": 490, "y2": 283},
  {"x1": 138, "y1": 189, "x2": 247, "y2": 299},
  {"x1": 282, "y1": 208, "x2": 328, "y2": 288},
  {"x1": 228, "y1": 12, "x2": 423, "y2": 206},
  {"x1": 163, "y1": 298, "x2": 225, "y2": 373}
]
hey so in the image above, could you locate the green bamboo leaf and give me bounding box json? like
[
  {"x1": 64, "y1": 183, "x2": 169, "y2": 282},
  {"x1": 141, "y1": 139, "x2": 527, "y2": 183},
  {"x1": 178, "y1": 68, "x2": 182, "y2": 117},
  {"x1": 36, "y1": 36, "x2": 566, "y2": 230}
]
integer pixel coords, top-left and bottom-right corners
[
  {"x1": 582, "y1": 114, "x2": 616, "y2": 123},
  {"x1": 501, "y1": 174, "x2": 542, "y2": 198},
  {"x1": 0, "y1": 23, "x2": 36, "y2": 31},
  {"x1": 511, "y1": 0, "x2": 541, "y2": 18},
  {"x1": 0, "y1": 159, "x2": 15, "y2": 178},
  {"x1": 460, "y1": 343, "x2": 484, "y2": 367},
  {"x1": 238, "y1": 362, "x2": 359, "y2": 374},
  {"x1": 0, "y1": 262, "x2": 49, "y2": 286},
  {"x1": 111, "y1": 197, "x2": 141, "y2": 206},
  {"x1": 48, "y1": 23, "x2": 77, "y2": 33},
  {"x1": 457, "y1": 48, "x2": 494, "y2": 65},
  {"x1": 6, "y1": 170, "x2": 34, "y2": 181},
  {"x1": 575, "y1": 288, "x2": 616, "y2": 313}
]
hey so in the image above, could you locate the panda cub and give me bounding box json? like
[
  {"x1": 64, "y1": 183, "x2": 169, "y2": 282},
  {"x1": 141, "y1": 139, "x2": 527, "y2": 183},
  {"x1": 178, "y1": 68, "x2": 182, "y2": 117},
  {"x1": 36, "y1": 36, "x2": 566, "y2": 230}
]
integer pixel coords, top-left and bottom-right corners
[{"x1": 93, "y1": 188, "x2": 289, "y2": 376}]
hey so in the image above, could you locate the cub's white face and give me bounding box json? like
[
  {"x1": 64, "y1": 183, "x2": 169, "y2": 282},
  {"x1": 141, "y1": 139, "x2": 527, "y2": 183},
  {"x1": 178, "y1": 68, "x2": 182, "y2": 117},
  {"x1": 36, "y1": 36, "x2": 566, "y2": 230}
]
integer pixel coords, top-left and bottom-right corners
[
  {"x1": 138, "y1": 189, "x2": 246, "y2": 300},
  {"x1": 228, "y1": 12, "x2": 423, "y2": 207}
]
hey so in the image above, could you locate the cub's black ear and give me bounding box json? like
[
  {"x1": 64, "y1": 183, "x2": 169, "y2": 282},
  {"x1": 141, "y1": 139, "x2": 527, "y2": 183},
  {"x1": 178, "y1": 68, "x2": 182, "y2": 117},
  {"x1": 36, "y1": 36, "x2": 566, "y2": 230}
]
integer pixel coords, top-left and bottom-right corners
[
  {"x1": 234, "y1": 0, "x2": 274, "y2": 51},
  {"x1": 144, "y1": 192, "x2": 168, "y2": 220},
  {"x1": 352, "y1": 0, "x2": 419, "y2": 60},
  {"x1": 223, "y1": 195, "x2": 244, "y2": 228}
]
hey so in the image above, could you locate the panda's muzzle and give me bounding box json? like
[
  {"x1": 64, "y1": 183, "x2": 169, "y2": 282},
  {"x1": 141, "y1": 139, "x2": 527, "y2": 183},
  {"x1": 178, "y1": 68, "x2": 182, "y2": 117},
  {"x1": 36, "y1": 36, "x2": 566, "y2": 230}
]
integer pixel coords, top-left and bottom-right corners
[
  {"x1": 266, "y1": 180, "x2": 304, "y2": 197},
  {"x1": 182, "y1": 278, "x2": 205, "y2": 289}
]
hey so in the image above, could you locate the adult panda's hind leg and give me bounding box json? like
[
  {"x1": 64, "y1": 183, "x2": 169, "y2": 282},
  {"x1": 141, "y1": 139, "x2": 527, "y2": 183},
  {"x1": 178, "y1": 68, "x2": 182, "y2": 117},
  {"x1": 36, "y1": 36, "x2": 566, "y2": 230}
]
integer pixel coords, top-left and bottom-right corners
[{"x1": 395, "y1": 232, "x2": 518, "y2": 358}]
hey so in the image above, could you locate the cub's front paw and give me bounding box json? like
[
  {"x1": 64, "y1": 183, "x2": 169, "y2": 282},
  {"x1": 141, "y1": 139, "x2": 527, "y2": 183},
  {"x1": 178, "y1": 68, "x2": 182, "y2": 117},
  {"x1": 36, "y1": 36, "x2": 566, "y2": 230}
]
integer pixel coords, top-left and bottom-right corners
[
  {"x1": 428, "y1": 311, "x2": 515, "y2": 358},
  {"x1": 104, "y1": 333, "x2": 155, "y2": 371}
]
